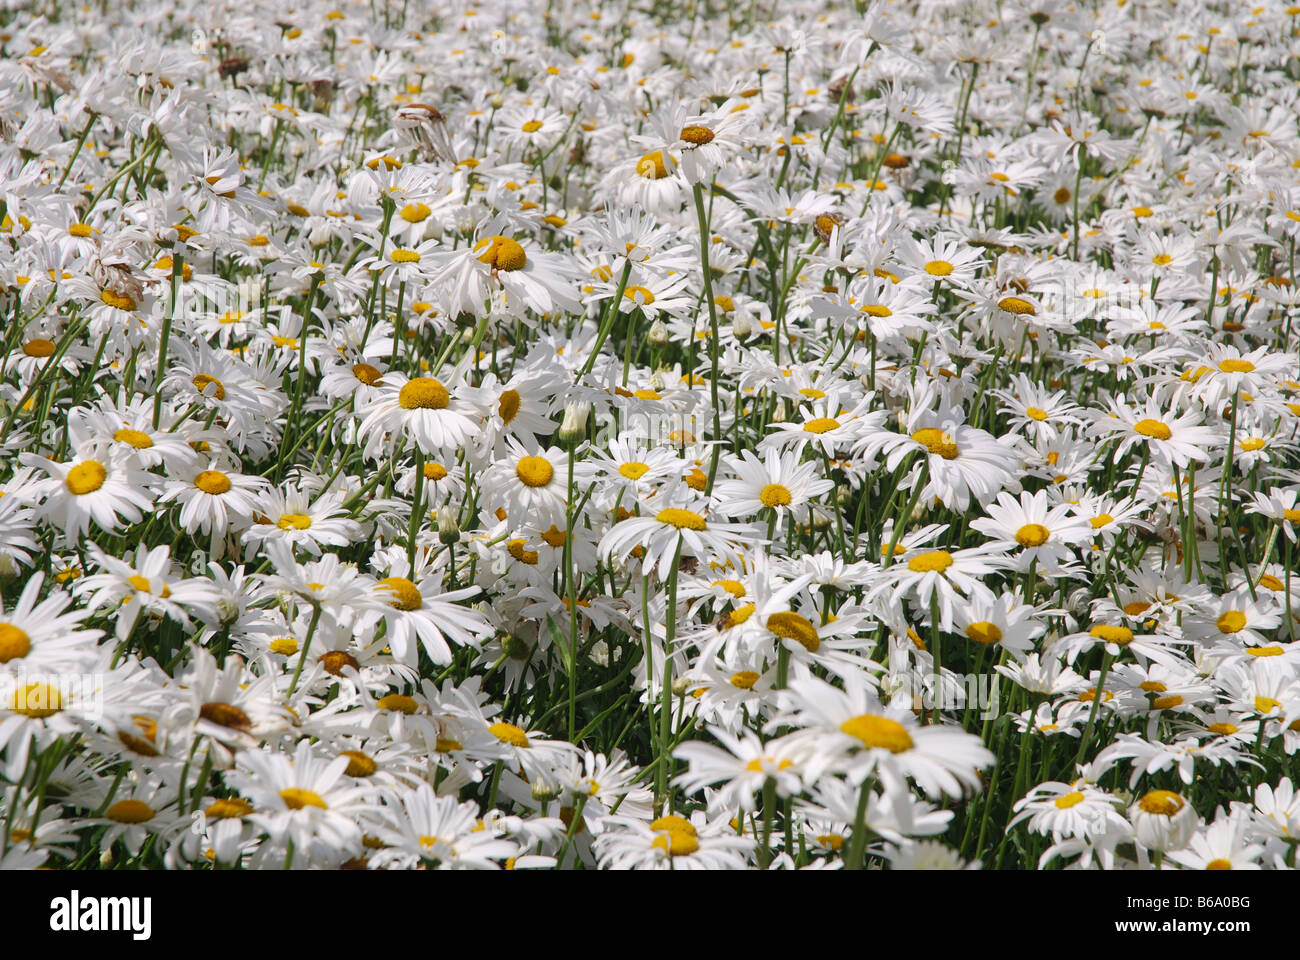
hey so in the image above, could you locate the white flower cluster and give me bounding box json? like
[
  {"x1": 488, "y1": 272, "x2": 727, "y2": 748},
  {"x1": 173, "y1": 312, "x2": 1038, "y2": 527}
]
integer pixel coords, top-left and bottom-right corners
[{"x1": 2, "y1": 0, "x2": 1300, "y2": 871}]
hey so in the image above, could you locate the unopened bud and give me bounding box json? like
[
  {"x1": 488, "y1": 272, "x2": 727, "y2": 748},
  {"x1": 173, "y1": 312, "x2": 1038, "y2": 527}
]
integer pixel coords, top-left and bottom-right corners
[
  {"x1": 648, "y1": 319, "x2": 669, "y2": 345},
  {"x1": 437, "y1": 505, "x2": 460, "y2": 544},
  {"x1": 531, "y1": 777, "x2": 561, "y2": 802},
  {"x1": 649, "y1": 371, "x2": 666, "y2": 392},
  {"x1": 671, "y1": 675, "x2": 692, "y2": 696},
  {"x1": 558, "y1": 400, "x2": 591, "y2": 446},
  {"x1": 732, "y1": 312, "x2": 752, "y2": 338},
  {"x1": 489, "y1": 93, "x2": 505, "y2": 109}
]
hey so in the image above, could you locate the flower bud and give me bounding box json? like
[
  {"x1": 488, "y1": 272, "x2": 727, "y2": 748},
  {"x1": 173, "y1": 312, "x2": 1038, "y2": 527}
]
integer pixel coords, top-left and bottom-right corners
[
  {"x1": 437, "y1": 505, "x2": 460, "y2": 544},
  {"x1": 489, "y1": 92, "x2": 505, "y2": 109},
  {"x1": 558, "y1": 400, "x2": 591, "y2": 447},
  {"x1": 530, "y1": 776, "x2": 561, "y2": 802},
  {"x1": 732, "y1": 312, "x2": 752, "y2": 339},
  {"x1": 648, "y1": 319, "x2": 669, "y2": 345}
]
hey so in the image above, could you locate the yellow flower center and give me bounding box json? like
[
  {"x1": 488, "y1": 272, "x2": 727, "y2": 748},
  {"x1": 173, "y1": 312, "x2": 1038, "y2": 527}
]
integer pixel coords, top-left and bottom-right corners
[
  {"x1": 965, "y1": 621, "x2": 1002, "y2": 645},
  {"x1": 759, "y1": 483, "x2": 792, "y2": 508},
  {"x1": 1205, "y1": 859, "x2": 1232, "y2": 870},
  {"x1": 1090, "y1": 624, "x2": 1133, "y2": 644},
  {"x1": 101, "y1": 289, "x2": 137, "y2": 310},
  {"x1": 803, "y1": 417, "x2": 840, "y2": 434},
  {"x1": 1216, "y1": 610, "x2": 1247, "y2": 633},
  {"x1": 730, "y1": 670, "x2": 760, "y2": 689},
  {"x1": 1025, "y1": 407, "x2": 1048, "y2": 421},
  {"x1": 280, "y1": 788, "x2": 327, "y2": 810},
  {"x1": 127, "y1": 575, "x2": 170, "y2": 598},
  {"x1": 1015, "y1": 523, "x2": 1050, "y2": 547},
  {"x1": 649, "y1": 815, "x2": 696, "y2": 836},
  {"x1": 679, "y1": 124, "x2": 715, "y2": 145},
  {"x1": 1090, "y1": 513, "x2": 1114, "y2": 529},
  {"x1": 0, "y1": 624, "x2": 32, "y2": 663},
  {"x1": 1055, "y1": 791, "x2": 1085, "y2": 809},
  {"x1": 912, "y1": 427, "x2": 958, "y2": 459},
  {"x1": 498, "y1": 389, "x2": 521, "y2": 424},
  {"x1": 200, "y1": 702, "x2": 251, "y2": 729},
  {"x1": 277, "y1": 513, "x2": 312, "y2": 530},
  {"x1": 376, "y1": 694, "x2": 418, "y2": 714},
  {"x1": 10, "y1": 683, "x2": 62, "y2": 718},
  {"x1": 1218, "y1": 358, "x2": 1255, "y2": 374},
  {"x1": 724, "y1": 604, "x2": 756, "y2": 628},
  {"x1": 655, "y1": 508, "x2": 707, "y2": 530},
  {"x1": 908, "y1": 550, "x2": 953, "y2": 573},
  {"x1": 489, "y1": 721, "x2": 530, "y2": 748},
  {"x1": 352, "y1": 363, "x2": 383, "y2": 385},
  {"x1": 193, "y1": 373, "x2": 226, "y2": 400},
  {"x1": 195, "y1": 470, "x2": 231, "y2": 494},
  {"x1": 839, "y1": 714, "x2": 913, "y2": 753},
  {"x1": 319, "y1": 650, "x2": 360, "y2": 676},
  {"x1": 22, "y1": 338, "x2": 55, "y2": 357},
  {"x1": 389, "y1": 248, "x2": 421, "y2": 263},
  {"x1": 652, "y1": 830, "x2": 699, "y2": 856},
  {"x1": 399, "y1": 377, "x2": 450, "y2": 409},
  {"x1": 65, "y1": 461, "x2": 107, "y2": 495},
  {"x1": 112, "y1": 427, "x2": 153, "y2": 449},
  {"x1": 637, "y1": 151, "x2": 670, "y2": 179},
  {"x1": 399, "y1": 202, "x2": 431, "y2": 223},
  {"x1": 924, "y1": 260, "x2": 954, "y2": 276},
  {"x1": 862, "y1": 304, "x2": 892, "y2": 317},
  {"x1": 206, "y1": 798, "x2": 254, "y2": 819},
  {"x1": 521, "y1": 120, "x2": 544, "y2": 133},
  {"x1": 516, "y1": 455, "x2": 554, "y2": 487},
  {"x1": 619, "y1": 462, "x2": 650, "y2": 480},
  {"x1": 998, "y1": 296, "x2": 1036, "y2": 315},
  {"x1": 340, "y1": 750, "x2": 376, "y2": 777},
  {"x1": 475, "y1": 235, "x2": 527, "y2": 271},
  {"x1": 766, "y1": 611, "x2": 819, "y2": 652},
  {"x1": 507, "y1": 539, "x2": 539, "y2": 564},
  {"x1": 1133, "y1": 419, "x2": 1172, "y2": 440},
  {"x1": 623, "y1": 285, "x2": 655, "y2": 305},
  {"x1": 106, "y1": 800, "x2": 155, "y2": 823},
  {"x1": 378, "y1": 576, "x2": 422, "y2": 611}
]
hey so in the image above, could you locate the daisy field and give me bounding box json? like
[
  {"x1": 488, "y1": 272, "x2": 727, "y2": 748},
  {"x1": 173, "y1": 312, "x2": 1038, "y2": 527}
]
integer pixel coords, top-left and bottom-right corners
[{"x1": 1, "y1": 0, "x2": 1300, "y2": 873}]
